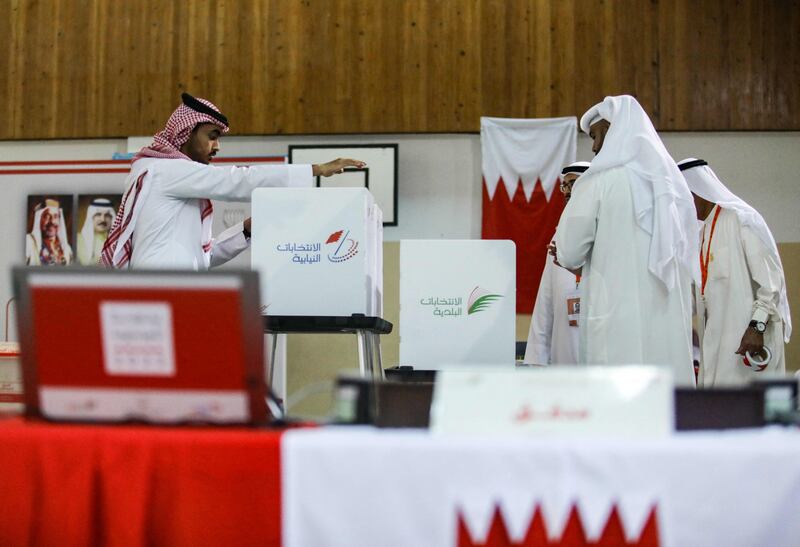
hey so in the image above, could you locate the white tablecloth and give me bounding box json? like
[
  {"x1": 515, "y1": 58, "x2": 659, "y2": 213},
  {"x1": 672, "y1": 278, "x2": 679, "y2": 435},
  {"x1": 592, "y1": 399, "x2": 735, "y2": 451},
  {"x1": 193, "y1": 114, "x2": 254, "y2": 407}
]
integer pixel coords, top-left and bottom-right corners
[{"x1": 283, "y1": 427, "x2": 800, "y2": 547}]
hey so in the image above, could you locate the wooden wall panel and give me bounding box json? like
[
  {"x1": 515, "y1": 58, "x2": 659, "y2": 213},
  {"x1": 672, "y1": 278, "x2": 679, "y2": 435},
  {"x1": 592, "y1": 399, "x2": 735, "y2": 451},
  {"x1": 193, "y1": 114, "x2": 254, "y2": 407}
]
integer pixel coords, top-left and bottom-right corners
[
  {"x1": 659, "y1": 0, "x2": 800, "y2": 130},
  {"x1": 480, "y1": 0, "x2": 659, "y2": 121},
  {"x1": 0, "y1": 0, "x2": 797, "y2": 140}
]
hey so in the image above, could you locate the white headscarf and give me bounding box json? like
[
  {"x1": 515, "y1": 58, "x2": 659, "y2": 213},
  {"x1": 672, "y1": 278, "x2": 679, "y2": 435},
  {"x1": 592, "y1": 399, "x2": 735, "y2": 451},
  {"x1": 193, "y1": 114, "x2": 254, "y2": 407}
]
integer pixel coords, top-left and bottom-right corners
[
  {"x1": 678, "y1": 158, "x2": 792, "y2": 341},
  {"x1": 79, "y1": 198, "x2": 116, "y2": 262},
  {"x1": 578, "y1": 95, "x2": 700, "y2": 289},
  {"x1": 30, "y1": 200, "x2": 73, "y2": 263}
]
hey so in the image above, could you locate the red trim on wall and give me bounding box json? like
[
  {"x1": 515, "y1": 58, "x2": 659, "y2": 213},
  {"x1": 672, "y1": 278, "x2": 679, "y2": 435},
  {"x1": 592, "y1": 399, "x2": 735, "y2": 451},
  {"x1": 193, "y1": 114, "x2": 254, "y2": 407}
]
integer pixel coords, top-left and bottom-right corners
[
  {"x1": 0, "y1": 169, "x2": 131, "y2": 175},
  {"x1": 0, "y1": 160, "x2": 131, "y2": 166},
  {"x1": 0, "y1": 156, "x2": 285, "y2": 167},
  {"x1": 0, "y1": 156, "x2": 287, "y2": 175}
]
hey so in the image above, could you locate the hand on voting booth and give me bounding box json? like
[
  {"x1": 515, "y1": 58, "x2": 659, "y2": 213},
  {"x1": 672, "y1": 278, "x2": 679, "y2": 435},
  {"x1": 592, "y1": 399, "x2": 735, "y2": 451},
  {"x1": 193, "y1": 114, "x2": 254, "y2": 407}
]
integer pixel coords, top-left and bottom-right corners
[{"x1": 312, "y1": 158, "x2": 367, "y2": 177}]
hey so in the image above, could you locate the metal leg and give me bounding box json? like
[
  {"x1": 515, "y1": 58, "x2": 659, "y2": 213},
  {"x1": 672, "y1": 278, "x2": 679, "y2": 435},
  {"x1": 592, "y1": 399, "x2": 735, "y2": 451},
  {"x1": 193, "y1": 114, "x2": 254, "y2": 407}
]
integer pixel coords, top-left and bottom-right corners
[
  {"x1": 269, "y1": 333, "x2": 278, "y2": 390},
  {"x1": 367, "y1": 332, "x2": 384, "y2": 379},
  {"x1": 356, "y1": 330, "x2": 369, "y2": 377},
  {"x1": 376, "y1": 333, "x2": 385, "y2": 379}
]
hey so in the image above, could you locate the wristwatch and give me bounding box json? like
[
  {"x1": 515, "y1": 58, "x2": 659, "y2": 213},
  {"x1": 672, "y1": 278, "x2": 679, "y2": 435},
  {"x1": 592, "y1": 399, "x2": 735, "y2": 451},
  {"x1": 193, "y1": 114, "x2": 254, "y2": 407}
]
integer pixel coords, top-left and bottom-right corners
[{"x1": 749, "y1": 319, "x2": 766, "y2": 334}]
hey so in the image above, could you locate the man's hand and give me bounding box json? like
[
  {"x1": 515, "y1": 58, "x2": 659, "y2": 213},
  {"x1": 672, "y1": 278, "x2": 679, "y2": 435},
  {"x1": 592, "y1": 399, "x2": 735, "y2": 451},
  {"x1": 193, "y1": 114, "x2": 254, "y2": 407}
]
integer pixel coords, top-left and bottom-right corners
[
  {"x1": 312, "y1": 158, "x2": 367, "y2": 177},
  {"x1": 243, "y1": 217, "x2": 251, "y2": 233},
  {"x1": 548, "y1": 242, "x2": 582, "y2": 276},
  {"x1": 736, "y1": 327, "x2": 765, "y2": 358}
]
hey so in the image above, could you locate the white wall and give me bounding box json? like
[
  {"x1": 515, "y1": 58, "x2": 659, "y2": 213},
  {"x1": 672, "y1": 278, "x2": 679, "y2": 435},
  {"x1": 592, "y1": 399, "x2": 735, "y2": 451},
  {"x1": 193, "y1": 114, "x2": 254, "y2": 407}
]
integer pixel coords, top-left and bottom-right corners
[{"x1": 1, "y1": 131, "x2": 799, "y2": 339}]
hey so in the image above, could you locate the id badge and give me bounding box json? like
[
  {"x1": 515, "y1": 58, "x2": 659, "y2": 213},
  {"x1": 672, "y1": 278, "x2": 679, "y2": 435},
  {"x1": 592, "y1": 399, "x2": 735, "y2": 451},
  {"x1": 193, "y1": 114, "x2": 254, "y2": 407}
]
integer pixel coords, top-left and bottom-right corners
[{"x1": 566, "y1": 289, "x2": 580, "y2": 327}]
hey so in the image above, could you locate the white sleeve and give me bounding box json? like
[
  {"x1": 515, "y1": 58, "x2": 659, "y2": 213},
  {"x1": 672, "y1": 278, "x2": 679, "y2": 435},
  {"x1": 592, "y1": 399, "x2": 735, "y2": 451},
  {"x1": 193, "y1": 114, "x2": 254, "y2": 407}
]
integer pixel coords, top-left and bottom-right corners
[
  {"x1": 554, "y1": 180, "x2": 599, "y2": 269},
  {"x1": 741, "y1": 224, "x2": 783, "y2": 324},
  {"x1": 157, "y1": 160, "x2": 313, "y2": 202},
  {"x1": 210, "y1": 222, "x2": 250, "y2": 267},
  {"x1": 524, "y1": 256, "x2": 555, "y2": 365}
]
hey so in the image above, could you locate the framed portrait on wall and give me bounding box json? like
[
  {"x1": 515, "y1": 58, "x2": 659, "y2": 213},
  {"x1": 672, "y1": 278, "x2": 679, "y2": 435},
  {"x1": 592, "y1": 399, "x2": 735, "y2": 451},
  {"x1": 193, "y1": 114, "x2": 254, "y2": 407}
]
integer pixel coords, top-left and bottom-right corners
[
  {"x1": 288, "y1": 144, "x2": 398, "y2": 226},
  {"x1": 25, "y1": 195, "x2": 75, "y2": 266},
  {"x1": 75, "y1": 194, "x2": 122, "y2": 266}
]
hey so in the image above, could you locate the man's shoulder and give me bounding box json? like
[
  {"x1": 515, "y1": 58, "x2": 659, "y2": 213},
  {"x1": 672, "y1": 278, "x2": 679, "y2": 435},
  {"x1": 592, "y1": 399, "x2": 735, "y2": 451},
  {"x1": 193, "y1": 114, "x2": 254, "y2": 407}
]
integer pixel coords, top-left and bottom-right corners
[
  {"x1": 135, "y1": 158, "x2": 204, "y2": 179},
  {"x1": 718, "y1": 207, "x2": 744, "y2": 232},
  {"x1": 594, "y1": 165, "x2": 629, "y2": 180},
  {"x1": 578, "y1": 165, "x2": 628, "y2": 187}
]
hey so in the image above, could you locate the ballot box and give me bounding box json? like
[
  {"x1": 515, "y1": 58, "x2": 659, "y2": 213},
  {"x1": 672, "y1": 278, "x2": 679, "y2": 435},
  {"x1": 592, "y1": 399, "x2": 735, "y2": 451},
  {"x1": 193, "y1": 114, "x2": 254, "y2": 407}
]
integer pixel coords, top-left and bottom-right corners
[
  {"x1": 13, "y1": 268, "x2": 269, "y2": 425},
  {"x1": 251, "y1": 188, "x2": 383, "y2": 317},
  {"x1": 399, "y1": 240, "x2": 516, "y2": 369}
]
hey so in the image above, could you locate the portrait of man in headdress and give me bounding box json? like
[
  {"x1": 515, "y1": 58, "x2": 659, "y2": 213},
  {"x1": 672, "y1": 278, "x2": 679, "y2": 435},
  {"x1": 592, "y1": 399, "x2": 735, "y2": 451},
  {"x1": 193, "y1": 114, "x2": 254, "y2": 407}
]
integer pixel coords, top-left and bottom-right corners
[
  {"x1": 25, "y1": 195, "x2": 74, "y2": 266},
  {"x1": 76, "y1": 194, "x2": 121, "y2": 265}
]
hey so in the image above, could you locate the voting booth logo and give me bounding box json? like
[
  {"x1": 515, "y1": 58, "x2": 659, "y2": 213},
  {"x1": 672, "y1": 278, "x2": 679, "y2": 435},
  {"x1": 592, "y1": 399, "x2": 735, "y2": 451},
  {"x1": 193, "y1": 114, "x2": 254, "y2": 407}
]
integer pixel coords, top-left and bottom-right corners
[
  {"x1": 326, "y1": 229, "x2": 359, "y2": 263},
  {"x1": 273, "y1": 228, "x2": 360, "y2": 265},
  {"x1": 467, "y1": 286, "x2": 503, "y2": 315},
  {"x1": 419, "y1": 286, "x2": 504, "y2": 319}
]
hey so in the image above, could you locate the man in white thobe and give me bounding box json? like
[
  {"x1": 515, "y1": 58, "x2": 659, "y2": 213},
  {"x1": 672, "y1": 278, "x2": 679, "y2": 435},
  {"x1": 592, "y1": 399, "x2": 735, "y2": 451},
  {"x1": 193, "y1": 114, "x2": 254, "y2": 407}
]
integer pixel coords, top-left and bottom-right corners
[
  {"x1": 102, "y1": 93, "x2": 363, "y2": 269},
  {"x1": 678, "y1": 158, "x2": 791, "y2": 386},
  {"x1": 524, "y1": 161, "x2": 590, "y2": 365},
  {"x1": 552, "y1": 95, "x2": 699, "y2": 386}
]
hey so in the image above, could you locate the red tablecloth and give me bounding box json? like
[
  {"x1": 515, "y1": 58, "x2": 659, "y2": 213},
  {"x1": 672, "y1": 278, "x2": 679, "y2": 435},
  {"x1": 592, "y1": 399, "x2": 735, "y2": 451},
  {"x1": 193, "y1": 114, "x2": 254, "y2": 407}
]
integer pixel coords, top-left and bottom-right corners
[{"x1": 0, "y1": 417, "x2": 283, "y2": 547}]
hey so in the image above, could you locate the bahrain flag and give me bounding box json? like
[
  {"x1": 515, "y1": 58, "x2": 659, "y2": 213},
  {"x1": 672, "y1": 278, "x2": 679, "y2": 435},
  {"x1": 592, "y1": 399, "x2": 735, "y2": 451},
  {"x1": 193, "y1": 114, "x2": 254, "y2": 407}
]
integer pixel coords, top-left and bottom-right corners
[{"x1": 481, "y1": 117, "x2": 576, "y2": 313}]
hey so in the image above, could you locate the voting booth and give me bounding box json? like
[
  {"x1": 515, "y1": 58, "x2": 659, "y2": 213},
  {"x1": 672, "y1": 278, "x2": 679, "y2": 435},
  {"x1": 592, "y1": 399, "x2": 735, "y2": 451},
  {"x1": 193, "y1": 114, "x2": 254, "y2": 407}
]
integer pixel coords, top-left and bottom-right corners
[
  {"x1": 399, "y1": 240, "x2": 516, "y2": 369},
  {"x1": 251, "y1": 187, "x2": 383, "y2": 317},
  {"x1": 251, "y1": 188, "x2": 389, "y2": 380}
]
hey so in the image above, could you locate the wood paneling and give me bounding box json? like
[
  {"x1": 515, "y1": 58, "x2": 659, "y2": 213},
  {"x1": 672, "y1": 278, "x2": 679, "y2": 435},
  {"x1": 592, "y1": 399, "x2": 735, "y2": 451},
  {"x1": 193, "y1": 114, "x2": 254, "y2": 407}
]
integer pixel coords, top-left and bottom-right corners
[
  {"x1": 1, "y1": 0, "x2": 798, "y2": 140},
  {"x1": 658, "y1": 0, "x2": 800, "y2": 130}
]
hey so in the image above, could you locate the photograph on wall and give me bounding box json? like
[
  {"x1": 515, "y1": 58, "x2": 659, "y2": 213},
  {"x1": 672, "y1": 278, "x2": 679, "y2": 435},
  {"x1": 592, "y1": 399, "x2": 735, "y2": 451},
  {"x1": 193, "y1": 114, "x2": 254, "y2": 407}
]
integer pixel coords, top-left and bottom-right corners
[
  {"x1": 288, "y1": 144, "x2": 398, "y2": 225},
  {"x1": 75, "y1": 194, "x2": 122, "y2": 265},
  {"x1": 25, "y1": 195, "x2": 75, "y2": 266}
]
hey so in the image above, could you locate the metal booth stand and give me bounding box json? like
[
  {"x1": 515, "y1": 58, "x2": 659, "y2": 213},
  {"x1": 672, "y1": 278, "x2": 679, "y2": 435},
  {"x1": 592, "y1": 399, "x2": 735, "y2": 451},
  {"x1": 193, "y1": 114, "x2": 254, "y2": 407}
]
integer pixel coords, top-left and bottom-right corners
[{"x1": 263, "y1": 314, "x2": 393, "y2": 392}]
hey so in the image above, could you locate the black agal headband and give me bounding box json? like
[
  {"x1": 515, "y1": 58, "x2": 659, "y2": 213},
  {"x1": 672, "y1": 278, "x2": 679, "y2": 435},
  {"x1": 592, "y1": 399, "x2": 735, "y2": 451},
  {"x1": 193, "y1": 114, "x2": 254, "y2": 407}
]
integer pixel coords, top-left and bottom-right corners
[
  {"x1": 677, "y1": 159, "x2": 708, "y2": 172},
  {"x1": 181, "y1": 92, "x2": 229, "y2": 127}
]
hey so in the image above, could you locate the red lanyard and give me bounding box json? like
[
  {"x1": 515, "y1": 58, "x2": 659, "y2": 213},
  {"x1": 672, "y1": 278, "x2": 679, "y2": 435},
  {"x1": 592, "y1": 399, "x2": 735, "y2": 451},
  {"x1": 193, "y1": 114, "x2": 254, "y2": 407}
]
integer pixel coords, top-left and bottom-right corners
[{"x1": 700, "y1": 206, "x2": 722, "y2": 296}]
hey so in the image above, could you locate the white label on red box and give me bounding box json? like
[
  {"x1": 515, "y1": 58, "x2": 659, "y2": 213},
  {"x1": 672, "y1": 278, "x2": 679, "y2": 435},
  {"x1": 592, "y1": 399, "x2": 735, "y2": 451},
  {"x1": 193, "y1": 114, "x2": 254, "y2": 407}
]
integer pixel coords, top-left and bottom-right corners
[
  {"x1": 40, "y1": 387, "x2": 248, "y2": 422},
  {"x1": 100, "y1": 302, "x2": 176, "y2": 376}
]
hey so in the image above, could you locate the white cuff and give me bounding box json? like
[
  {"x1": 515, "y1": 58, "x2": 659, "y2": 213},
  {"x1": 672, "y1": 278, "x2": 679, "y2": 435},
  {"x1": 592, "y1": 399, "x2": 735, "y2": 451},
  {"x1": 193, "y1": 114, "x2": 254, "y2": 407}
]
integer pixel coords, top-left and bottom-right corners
[
  {"x1": 288, "y1": 164, "x2": 314, "y2": 188},
  {"x1": 751, "y1": 308, "x2": 770, "y2": 324}
]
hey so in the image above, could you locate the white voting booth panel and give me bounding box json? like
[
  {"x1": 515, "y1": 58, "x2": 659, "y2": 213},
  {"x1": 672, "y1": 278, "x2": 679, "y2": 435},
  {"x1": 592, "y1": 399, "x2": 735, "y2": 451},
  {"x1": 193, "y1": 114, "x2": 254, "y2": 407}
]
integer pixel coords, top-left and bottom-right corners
[
  {"x1": 251, "y1": 188, "x2": 383, "y2": 316},
  {"x1": 400, "y1": 240, "x2": 515, "y2": 369}
]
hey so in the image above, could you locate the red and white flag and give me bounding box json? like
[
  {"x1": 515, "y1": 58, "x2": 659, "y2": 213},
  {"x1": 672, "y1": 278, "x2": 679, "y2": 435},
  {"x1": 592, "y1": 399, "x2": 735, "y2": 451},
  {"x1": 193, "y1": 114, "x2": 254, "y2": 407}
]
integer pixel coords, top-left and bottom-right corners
[{"x1": 481, "y1": 117, "x2": 576, "y2": 313}]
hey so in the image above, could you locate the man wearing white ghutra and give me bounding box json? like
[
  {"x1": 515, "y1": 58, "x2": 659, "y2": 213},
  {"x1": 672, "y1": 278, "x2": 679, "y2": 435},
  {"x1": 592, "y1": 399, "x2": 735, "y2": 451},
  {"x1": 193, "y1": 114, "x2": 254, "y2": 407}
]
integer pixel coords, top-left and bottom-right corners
[
  {"x1": 678, "y1": 158, "x2": 791, "y2": 386},
  {"x1": 525, "y1": 161, "x2": 591, "y2": 366},
  {"x1": 551, "y1": 95, "x2": 698, "y2": 386}
]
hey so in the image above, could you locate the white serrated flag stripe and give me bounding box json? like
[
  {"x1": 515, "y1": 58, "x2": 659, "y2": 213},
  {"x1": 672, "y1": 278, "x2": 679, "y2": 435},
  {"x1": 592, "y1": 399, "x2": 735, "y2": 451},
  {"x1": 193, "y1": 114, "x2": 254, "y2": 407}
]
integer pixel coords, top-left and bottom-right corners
[{"x1": 481, "y1": 116, "x2": 577, "y2": 201}]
